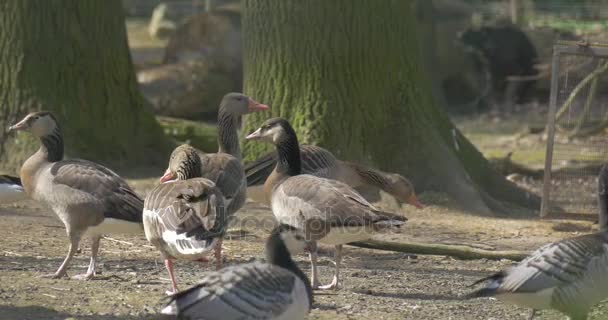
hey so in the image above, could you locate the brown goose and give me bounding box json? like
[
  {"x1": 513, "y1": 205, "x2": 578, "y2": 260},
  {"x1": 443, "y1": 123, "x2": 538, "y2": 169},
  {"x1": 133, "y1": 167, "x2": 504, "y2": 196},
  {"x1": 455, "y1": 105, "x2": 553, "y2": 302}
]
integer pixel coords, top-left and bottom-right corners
[
  {"x1": 158, "y1": 93, "x2": 268, "y2": 268},
  {"x1": 0, "y1": 174, "x2": 27, "y2": 203},
  {"x1": 245, "y1": 145, "x2": 423, "y2": 209},
  {"x1": 144, "y1": 170, "x2": 225, "y2": 294},
  {"x1": 9, "y1": 111, "x2": 143, "y2": 280},
  {"x1": 246, "y1": 118, "x2": 407, "y2": 290}
]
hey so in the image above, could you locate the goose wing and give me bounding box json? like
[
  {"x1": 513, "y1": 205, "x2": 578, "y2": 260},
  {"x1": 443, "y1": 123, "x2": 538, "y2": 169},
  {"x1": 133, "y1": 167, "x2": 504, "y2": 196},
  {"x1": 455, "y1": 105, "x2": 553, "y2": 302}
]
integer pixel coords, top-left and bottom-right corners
[
  {"x1": 199, "y1": 153, "x2": 244, "y2": 201},
  {"x1": 50, "y1": 159, "x2": 143, "y2": 222},
  {"x1": 272, "y1": 174, "x2": 406, "y2": 229},
  {"x1": 162, "y1": 262, "x2": 303, "y2": 319},
  {"x1": 498, "y1": 233, "x2": 608, "y2": 294},
  {"x1": 144, "y1": 178, "x2": 226, "y2": 257}
]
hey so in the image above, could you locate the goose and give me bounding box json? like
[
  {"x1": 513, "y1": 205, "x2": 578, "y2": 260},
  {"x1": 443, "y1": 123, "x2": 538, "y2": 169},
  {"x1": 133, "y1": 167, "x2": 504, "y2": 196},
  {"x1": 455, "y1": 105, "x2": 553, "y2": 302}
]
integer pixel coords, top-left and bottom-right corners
[
  {"x1": 245, "y1": 144, "x2": 423, "y2": 209},
  {"x1": 0, "y1": 174, "x2": 27, "y2": 203},
  {"x1": 158, "y1": 93, "x2": 268, "y2": 268},
  {"x1": 9, "y1": 111, "x2": 143, "y2": 280},
  {"x1": 245, "y1": 117, "x2": 407, "y2": 290},
  {"x1": 144, "y1": 147, "x2": 227, "y2": 294},
  {"x1": 161, "y1": 224, "x2": 312, "y2": 320},
  {"x1": 468, "y1": 165, "x2": 608, "y2": 320}
]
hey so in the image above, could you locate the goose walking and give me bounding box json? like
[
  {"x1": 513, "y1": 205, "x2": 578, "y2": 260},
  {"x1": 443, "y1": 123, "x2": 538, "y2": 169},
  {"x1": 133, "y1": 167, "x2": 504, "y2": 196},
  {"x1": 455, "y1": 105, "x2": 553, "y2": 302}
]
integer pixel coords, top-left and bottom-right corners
[
  {"x1": 245, "y1": 144, "x2": 423, "y2": 209},
  {"x1": 0, "y1": 174, "x2": 27, "y2": 203},
  {"x1": 468, "y1": 165, "x2": 608, "y2": 320},
  {"x1": 9, "y1": 111, "x2": 143, "y2": 280},
  {"x1": 246, "y1": 118, "x2": 407, "y2": 290},
  {"x1": 144, "y1": 146, "x2": 227, "y2": 294},
  {"x1": 159, "y1": 93, "x2": 268, "y2": 268},
  {"x1": 161, "y1": 224, "x2": 313, "y2": 320}
]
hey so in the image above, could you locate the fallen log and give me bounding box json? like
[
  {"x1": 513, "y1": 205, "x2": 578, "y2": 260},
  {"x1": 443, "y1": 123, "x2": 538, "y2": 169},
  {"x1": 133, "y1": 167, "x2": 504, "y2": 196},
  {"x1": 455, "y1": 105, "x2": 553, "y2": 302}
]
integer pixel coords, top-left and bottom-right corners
[{"x1": 350, "y1": 239, "x2": 528, "y2": 261}]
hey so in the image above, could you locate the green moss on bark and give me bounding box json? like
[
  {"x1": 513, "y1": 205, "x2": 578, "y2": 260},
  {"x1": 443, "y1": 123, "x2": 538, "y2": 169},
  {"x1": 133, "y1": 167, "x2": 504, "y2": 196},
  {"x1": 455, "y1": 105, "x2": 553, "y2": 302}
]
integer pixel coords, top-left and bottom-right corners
[
  {"x1": 0, "y1": 0, "x2": 170, "y2": 172},
  {"x1": 241, "y1": 0, "x2": 538, "y2": 213}
]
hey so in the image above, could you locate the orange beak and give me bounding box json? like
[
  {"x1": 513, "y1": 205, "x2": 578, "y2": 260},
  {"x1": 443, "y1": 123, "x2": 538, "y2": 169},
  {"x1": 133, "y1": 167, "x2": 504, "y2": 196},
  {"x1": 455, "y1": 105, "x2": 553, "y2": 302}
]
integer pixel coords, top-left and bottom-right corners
[
  {"x1": 247, "y1": 98, "x2": 270, "y2": 112},
  {"x1": 160, "y1": 169, "x2": 175, "y2": 183},
  {"x1": 406, "y1": 194, "x2": 424, "y2": 209}
]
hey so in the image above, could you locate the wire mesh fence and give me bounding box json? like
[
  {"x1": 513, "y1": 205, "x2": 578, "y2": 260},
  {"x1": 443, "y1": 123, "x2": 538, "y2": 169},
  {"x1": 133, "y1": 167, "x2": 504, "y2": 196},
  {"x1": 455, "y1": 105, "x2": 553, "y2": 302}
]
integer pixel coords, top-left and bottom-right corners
[{"x1": 541, "y1": 42, "x2": 608, "y2": 216}]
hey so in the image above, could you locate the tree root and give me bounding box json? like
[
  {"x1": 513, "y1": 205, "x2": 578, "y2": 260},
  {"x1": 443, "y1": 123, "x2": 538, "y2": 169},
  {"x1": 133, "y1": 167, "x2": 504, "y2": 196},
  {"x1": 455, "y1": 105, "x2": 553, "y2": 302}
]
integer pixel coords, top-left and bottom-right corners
[{"x1": 350, "y1": 239, "x2": 528, "y2": 261}]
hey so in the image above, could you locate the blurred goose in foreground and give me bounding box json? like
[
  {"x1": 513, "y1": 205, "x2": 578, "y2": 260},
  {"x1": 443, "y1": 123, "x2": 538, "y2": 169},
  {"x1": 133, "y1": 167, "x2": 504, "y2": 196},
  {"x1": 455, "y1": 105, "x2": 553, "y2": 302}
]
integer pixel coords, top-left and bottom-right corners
[
  {"x1": 245, "y1": 145, "x2": 423, "y2": 209},
  {"x1": 0, "y1": 174, "x2": 27, "y2": 203},
  {"x1": 159, "y1": 93, "x2": 268, "y2": 268},
  {"x1": 246, "y1": 118, "x2": 407, "y2": 290},
  {"x1": 468, "y1": 165, "x2": 608, "y2": 320},
  {"x1": 144, "y1": 148, "x2": 227, "y2": 294},
  {"x1": 161, "y1": 224, "x2": 313, "y2": 320},
  {"x1": 10, "y1": 111, "x2": 143, "y2": 280}
]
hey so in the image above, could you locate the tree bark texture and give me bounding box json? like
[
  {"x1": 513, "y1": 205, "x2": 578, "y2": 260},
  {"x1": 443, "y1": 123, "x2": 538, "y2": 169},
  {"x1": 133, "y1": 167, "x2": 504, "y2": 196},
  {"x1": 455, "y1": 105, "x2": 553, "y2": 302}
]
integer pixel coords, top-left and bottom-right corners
[
  {"x1": 241, "y1": 0, "x2": 539, "y2": 213},
  {"x1": 0, "y1": 0, "x2": 169, "y2": 172}
]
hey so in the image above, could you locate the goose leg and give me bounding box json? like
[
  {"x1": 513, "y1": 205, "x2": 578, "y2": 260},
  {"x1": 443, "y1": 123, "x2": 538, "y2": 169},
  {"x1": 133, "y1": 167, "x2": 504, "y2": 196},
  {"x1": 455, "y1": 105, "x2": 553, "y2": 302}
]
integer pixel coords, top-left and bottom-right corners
[
  {"x1": 309, "y1": 241, "x2": 321, "y2": 289},
  {"x1": 318, "y1": 245, "x2": 342, "y2": 290},
  {"x1": 40, "y1": 232, "x2": 81, "y2": 279},
  {"x1": 164, "y1": 259, "x2": 179, "y2": 295},
  {"x1": 214, "y1": 237, "x2": 223, "y2": 270},
  {"x1": 527, "y1": 309, "x2": 537, "y2": 320},
  {"x1": 72, "y1": 235, "x2": 101, "y2": 280}
]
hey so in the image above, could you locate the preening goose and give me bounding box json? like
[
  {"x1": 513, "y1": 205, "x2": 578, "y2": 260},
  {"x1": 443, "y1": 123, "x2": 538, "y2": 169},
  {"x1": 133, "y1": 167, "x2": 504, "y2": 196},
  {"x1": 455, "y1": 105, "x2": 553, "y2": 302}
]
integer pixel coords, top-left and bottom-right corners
[
  {"x1": 468, "y1": 165, "x2": 608, "y2": 320},
  {"x1": 246, "y1": 118, "x2": 407, "y2": 290},
  {"x1": 158, "y1": 93, "x2": 267, "y2": 268},
  {"x1": 161, "y1": 224, "x2": 313, "y2": 320},
  {"x1": 245, "y1": 144, "x2": 423, "y2": 209},
  {"x1": 9, "y1": 111, "x2": 143, "y2": 280},
  {"x1": 144, "y1": 146, "x2": 227, "y2": 294},
  {"x1": 0, "y1": 174, "x2": 27, "y2": 203}
]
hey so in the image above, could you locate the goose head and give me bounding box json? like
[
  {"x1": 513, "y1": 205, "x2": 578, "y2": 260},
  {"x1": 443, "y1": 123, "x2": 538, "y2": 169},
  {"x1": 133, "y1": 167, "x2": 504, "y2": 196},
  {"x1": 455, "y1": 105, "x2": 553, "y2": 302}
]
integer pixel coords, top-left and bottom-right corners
[
  {"x1": 9, "y1": 111, "x2": 58, "y2": 137},
  {"x1": 160, "y1": 144, "x2": 202, "y2": 183},
  {"x1": 245, "y1": 117, "x2": 293, "y2": 145},
  {"x1": 386, "y1": 174, "x2": 424, "y2": 209},
  {"x1": 267, "y1": 224, "x2": 310, "y2": 260},
  {"x1": 220, "y1": 92, "x2": 269, "y2": 116}
]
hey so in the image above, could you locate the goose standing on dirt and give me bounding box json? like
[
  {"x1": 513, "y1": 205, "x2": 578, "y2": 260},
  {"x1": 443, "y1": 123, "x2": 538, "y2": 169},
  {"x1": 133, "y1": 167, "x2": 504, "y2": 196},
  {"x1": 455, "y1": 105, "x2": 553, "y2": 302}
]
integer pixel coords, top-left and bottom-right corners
[
  {"x1": 468, "y1": 165, "x2": 608, "y2": 320},
  {"x1": 161, "y1": 224, "x2": 313, "y2": 320},
  {"x1": 0, "y1": 174, "x2": 27, "y2": 203},
  {"x1": 144, "y1": 146, "x2": 227, "y2": 294},
  {"x1": 245, "y1": 144, "x2": 423, "y2": 209},
  {"x1": 158, "y1": 93, "x2": 268, "y2": 268},
  {"x1": 246, "y1": 118, "x2": 407, "y2": 290},
  {"x1": 9, "y1": 111, "x2": 143, "y2": 280}
]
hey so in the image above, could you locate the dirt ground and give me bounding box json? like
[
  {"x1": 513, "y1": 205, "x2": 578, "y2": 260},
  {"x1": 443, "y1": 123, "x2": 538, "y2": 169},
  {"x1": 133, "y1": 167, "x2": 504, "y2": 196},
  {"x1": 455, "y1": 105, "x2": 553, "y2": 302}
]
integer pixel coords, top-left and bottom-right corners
[{"x1": 1, "y1": 177, "x2": 607, "y2": 320}]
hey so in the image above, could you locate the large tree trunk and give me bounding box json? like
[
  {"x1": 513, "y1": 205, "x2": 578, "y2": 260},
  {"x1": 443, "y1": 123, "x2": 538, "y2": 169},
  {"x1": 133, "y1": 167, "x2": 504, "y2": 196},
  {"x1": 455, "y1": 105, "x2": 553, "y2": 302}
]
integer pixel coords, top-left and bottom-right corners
[
  {"x1": 0, "y1": 0, "x2": 170, "y2": 172},
  {"x1": 241, "y1": 0, "x2": 539, "y2": 213}
]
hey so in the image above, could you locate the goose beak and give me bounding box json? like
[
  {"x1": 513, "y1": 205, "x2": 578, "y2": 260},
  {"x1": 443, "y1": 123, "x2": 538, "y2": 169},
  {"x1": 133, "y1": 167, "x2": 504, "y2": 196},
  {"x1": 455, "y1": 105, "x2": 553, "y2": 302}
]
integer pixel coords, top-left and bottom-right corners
[
  {"x1": 8, "y1": 119, "x2": 29, "y2": 132},
  {"x1": 245, "y1": 127, "x2": 262, "y2": 140},
  {"x1": 247, "y1": 98, "x2": 270, "y2": 112},
  {"x1": 160, "y1": 169, "x2": 175, "y2": 183},
  {"x1": 406, "y1": 194, "x2": 424, "y2": 209}
]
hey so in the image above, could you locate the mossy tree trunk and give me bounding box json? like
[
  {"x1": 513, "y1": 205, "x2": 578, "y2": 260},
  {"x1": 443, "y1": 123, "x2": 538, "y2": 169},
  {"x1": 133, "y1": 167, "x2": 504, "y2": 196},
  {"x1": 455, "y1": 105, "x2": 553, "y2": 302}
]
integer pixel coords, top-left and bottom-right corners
[
  {"x1": 0, "y1": 0, "x2": 170, "y2": 172},
  {"x1": 241, "y1": 0, "x2": 538, "y2": 213}
]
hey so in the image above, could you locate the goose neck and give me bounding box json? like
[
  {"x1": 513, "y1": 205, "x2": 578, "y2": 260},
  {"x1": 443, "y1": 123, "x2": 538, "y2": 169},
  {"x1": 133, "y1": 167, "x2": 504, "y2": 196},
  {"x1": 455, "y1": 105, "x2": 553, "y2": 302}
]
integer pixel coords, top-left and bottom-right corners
[
  {"x1": 217, "y1": 109, "x2": 241, "y2": 159},
  {"x1": 275, "y1": 135, "x2": 301, "y2": 177},
  {"x1": 266, "y1": 240, "x2": 313, "y2": 308},
  {"x1": 39, "y1": 127, "x2": 64, "y2": 162}
]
